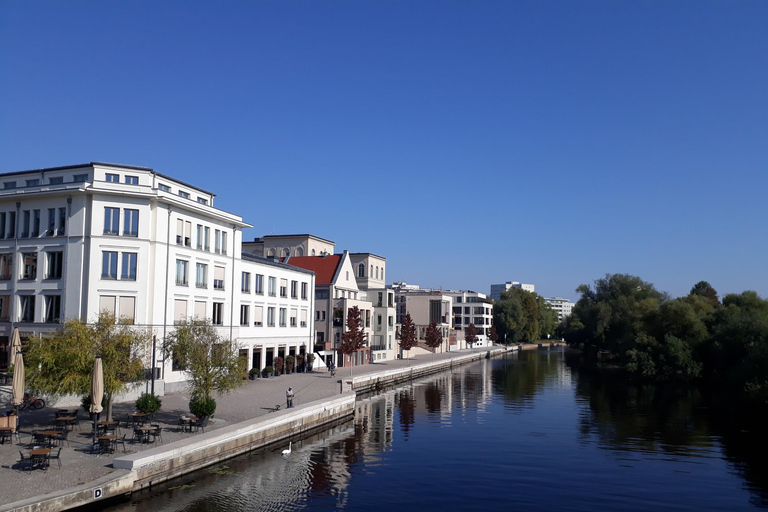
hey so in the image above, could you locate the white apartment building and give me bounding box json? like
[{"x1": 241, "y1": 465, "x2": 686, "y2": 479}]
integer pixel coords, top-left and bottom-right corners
[
  {"x1": 0, "y1": 163, "x2": 314, "y2": 392},
  {"x1": 390, "y1": 283, "x2": 454, "y2": 353},
  {"x1": 490, "y1": 281, "x2": 535, "y2": 301},
  {"x1": 543, "y1": 297, "x2": 575, "y2": 322},
  {"x1": 446, "y1": 290, "x2": 493, "y2": 348}
]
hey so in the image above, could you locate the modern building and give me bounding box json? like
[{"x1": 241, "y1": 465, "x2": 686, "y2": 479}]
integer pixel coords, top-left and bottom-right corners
[
  {"x1": 0, "y1": 163, "x2": 315, "y2": 392},
  {"x1": 543, "y1": 297, "x2": 575, "y2": 322},
  {"x1": 490, "y1": 281, "x2": 535, "y2": 301},
  {"x1": 445, "y1": 290, "x2": 493, "y2": 348},
  {"x1": 390, "y1": 282, "x2": 455, "y2": 353}
]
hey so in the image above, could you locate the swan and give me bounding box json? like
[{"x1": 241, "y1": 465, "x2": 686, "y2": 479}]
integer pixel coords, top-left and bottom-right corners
[{"x1": 282, "y1": 442, "x2": 292, "y2": 456}]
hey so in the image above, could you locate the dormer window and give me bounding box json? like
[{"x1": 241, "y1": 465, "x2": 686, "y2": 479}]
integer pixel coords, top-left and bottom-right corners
[
  {"x1": 158, "y1": 183, "x2": 170, "y2": 192},
  {"x1": 125, "y1": 176, "x2": 138, "y2": 185},
  {"x1": 178, "y1": 191, "x2": 190, "y2": 199},
  {"x1": 73, "y1": 174, "x2": 88, "y2": 182}
]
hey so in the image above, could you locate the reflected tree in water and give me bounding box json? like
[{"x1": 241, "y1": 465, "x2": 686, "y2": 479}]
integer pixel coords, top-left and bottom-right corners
[{"x1": 396, "y1": 389, "x2": 416, "y2": 438}]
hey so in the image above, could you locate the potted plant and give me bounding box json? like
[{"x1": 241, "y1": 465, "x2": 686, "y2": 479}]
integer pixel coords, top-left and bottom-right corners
[
  {"x1": 306, "y1": 353, "x2": 315, "y2": 372},
  {"x1": 285, "y1": 355, "x2": 295, "y2": 374},
  {"x1": 135, "y1": 392, "x2": 162, "y2": 417},
  {"x1": 248, "y1": 367, "x2": 260, "y2": 380},
  {"x1": 81, "y1": 394, "x2": 108, "y2": 420},
  {"x1": 296, "y1": 354, "x2": 305, "y2": 373},
  {"x1": 274, "y1": 356, "x2": 284, "y2": 376},
  {"x1": 262, "y1": 365, "x2": 273, "y2": 378},
  {"x1": 189, "y1": 394, "x2": 216, "y2": 426}
]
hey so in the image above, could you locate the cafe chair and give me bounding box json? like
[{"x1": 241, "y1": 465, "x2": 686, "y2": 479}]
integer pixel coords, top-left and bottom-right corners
[
  {"x1": 49, "y1": 447, "x2": 62, "y2": 468},
  {"x1": 55, "y1": 429, "x2": 70, "y2": 447},
  {"x1": 150, "y1": 425, "x2": 163, "y2": 444},
  {"x1": 116, "y1": 434, "x2": 128, "y2": 453}
]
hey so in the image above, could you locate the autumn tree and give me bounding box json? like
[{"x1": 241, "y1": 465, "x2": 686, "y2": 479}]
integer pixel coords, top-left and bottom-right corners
[
  {"x1": 162, "y1": 318, "x2": 245, "y2": 417},
  {"x1": 488, "y1": 325, "x2": 499, "y2": 344},
  {"x1": 25, "y1": 312, "x2": 151, "y2": 420},
  {"x1": 424, "y1": 321, "x2": 443, "y2": 360},
  {"x1": 465, "y1": 323, "x2": 478, "y2": 350},
  {"x1": 399, "y1": 313, "x2": 418, "y2": 365},
  {"x1": 340, "y1": 306, "x2": 366, "y2": 375}
]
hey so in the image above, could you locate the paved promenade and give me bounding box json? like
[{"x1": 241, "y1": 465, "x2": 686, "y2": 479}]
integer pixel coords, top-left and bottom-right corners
[{"x1": 0, "y1": 347, "x2": 503, "y2": 505}]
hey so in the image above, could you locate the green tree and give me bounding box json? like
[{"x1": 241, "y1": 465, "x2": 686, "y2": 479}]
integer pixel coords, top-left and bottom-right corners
[
  {"x1": 465, "y1": 323, "x2": 478, "y2": 350},
  {"x1": 162, "y1": 318, "x2": 245, "y2": 415},
  {"x1": 424, "y1": 321, "x2": 443, "y2": 360},
  {"x1": 494, "y1": 288, "x2": 556, "y2": 343},
  {"x1": 399, "y1": 313, "x2": 418, "y2": 364},
  {"x1": 689, "y1": 281, "x2": 720, "y2": 308},
  {"x1": 25, "y1": 312, "x2": 150, "y2": 420},
  {"x1": 340, "y1": 306, "x2": 366, "y2": 375}
]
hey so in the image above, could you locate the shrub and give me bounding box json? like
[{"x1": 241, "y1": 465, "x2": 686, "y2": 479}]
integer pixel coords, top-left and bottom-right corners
[
  {"x1": 135, "y1": 392, "x2": 162, "y2": 415},
  {"x1": 80, "y1": 394, "x2": 108, "y2": 414},
  {"x1": 263, "y1": 366, "x2": 274, "y2": 376},
  {"x1": 248, "y1": 367, "x2": 260, "y2": 378},
  {"x1": 274, "y1": 356, "x2": 284, "y2": 374},
  {"x1": 189, "y1": 395, "x2": 216, "y2": 417},
  {"x1": 285, "y1": 355, "x2": 295, "y2": 372}
]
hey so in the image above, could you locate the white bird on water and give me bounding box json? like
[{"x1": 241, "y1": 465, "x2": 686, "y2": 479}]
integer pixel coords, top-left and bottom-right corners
[{"x1": 282, "y1": 442, "x2": 292, "y2": 456}]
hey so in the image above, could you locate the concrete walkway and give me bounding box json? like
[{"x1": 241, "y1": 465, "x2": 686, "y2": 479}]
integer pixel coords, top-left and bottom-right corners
[{"x1": 0, "y1": 347, "x2": 506, "y2": 505}]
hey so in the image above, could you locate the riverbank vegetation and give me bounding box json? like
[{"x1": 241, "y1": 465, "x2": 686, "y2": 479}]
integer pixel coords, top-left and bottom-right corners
[
  {"x1": 493, "y1": 288, "x2": 558, "y2": 344},
  {"x1": 559, "y1": 273, "x2": 768, "y2": 405}
]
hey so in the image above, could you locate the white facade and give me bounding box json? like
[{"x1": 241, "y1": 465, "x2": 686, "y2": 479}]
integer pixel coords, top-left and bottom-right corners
[
  {"x1": 446, "y1": 290, "x2": 493, "y2": 348},
  {"x1": 243, "y1": 234, "x2": 335, "y2": 259},
  {"x1": 0, "y1": 163, "x2": 314, "y2": 391},
  {"x1": 544, "y1": 297, "x2": 574, "y2": 322},
  {"x1": 391, "y1": 284, "x2": 454, "y2": 353},
  {"x1": 490, "y1": 281, "x2": 535, "y2": 301}
]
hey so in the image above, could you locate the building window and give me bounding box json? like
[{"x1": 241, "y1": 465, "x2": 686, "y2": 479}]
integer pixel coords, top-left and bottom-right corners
[
  {"x1": 196, "y1": 224, "x2": 203, "y2": 249},
  {"x1": 253, "y1": 306, "x2": 263, "y2": 326},
  {"x1": 46, "y1": 251, "x2": 63, "y2": 279},
  {"x1": 221, "y1": 231, "x2": 227, "y2": 255},
  {"x1": 267, "y1": 307, "x2": 275, "y2": 327},
  {"x1": 301, "y1": 282, "x2": 308, "y2": 300},
  {"x1": 21, "y1": 253, "x2": 37, "y2": 280},
  {"x1": 57, "y1": 208, "x2": 66, "y2": 235},
  {"x1": 3, "y1": 182, "x2": 16, "y2": 189},
  {"x1": 73, "y1": 174, "x2": 88, "y2": 182},
  {"x1": 254, "y1": 274, "x2": 264, "y2": 294},
  {"x1": 21, "y1": 211, "x2": 30, "y2": 238},
  {"x1": 19, "y1": 295, "x2": 35, "y2": 322},
  {"x1": 0, "y1": 212, "x2": 4, "y2": 238},
  {"x1": 241, "y1": 272, "x2": 251, "y2": 293},
  {"x1": 49, "y1": 177, "x2": 63, "y2": 185},
  {"x1": 279, "y1": 308, "x2": 287, "y2": 327},
  {"x1": 0, "y1": 295, "x2": 10, "y2": 321},
  {"x1": 197, "y1": 197, "x2": 208, "y2": 205},
  {"x1": 158, "y1": 183, "x2": 170, "y2": 192},
  {"x1": 290, "y1": 309, "x2": 297, "y2": 327},
  {"x1": 120, "y1": 296, "x2": 135, "y2": 324},
  {"x1": 99, "y1": 295, "x2": 116, "y2": 316},
  {"x1": 123, "y1": 209, "x2": 139, "y2": 237},
  {"x1": 102, "y1": 251, "x2": 118, "y2": 279},
  {"x1": 212, "y1": 302, "x2": 224, "y2": 325},
  {"x1": 176, "y1": 219, "x2": 184, "y2": 245},
  {"x1": 31, "y1": 210, "x2": 40, "y2": 237},
  {"x1": 279, "y1": 279, "x2": 287, "y2": 298},
  {"x1": 268, "y1": 277, "x2": 276, "y2": 297},
  {"x1": 291, "y1": 280, "x2": 298, "y2": 299},
  {"x1": 105, "y1": 173, "x2": 119, "y2": 183},
  {"x1": 6, "y1": 211, "x2": 14, "y2": 238},
  {"x1": 214, "y1": 230, "x2": 221, "y2": 253},
  {"x1": 301, "y1": 309, "x2": 307, "y2": 327},
  {"x1": 46, "y1": 208, "x2": 55, "y2": 235},
  {"x1": 179, "y1": 191, "x2": 190, "y2": 199},
  {"x1": 44, "y1": 295, "x2": 61, "y2": 323},
  {"x1": 213, "y1": 266, "x2": 225, "y2": 290},
  {"x1": 196, "y1": 263, "x2": 207, "y2": 288},
  {"x1": 125, "y1": 175, "x2": 138, "y2": 185},
  {"x1": 121, "y1": 252, "x2": 137, "y2": 280},
  {"x1": 204, "y1": 227, "x2": 210, "y2": 251},
  {"x1": 0, "y1": 253, "x2": 12, "y2": 280},
  {"x1": 104, "y1": 207, "x2": 120, "y2": 235},
  {"x1": 240, "y1": 305, "x2": 249, "y2": 326},
  {"x1": 358, "y1": 263, "x2": 365, "y2": 278},
  {"x1": 26, "y1": 179, "x2": 39, "y2": 187},
  {"x1": 176, "y1": 259, "x2": 188, "y2": 285}
]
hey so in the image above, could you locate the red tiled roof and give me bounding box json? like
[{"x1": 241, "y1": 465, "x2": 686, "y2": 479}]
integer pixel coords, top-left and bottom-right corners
[{"x1": 287, "y1": 255, "x2": 342, "y2": 285}]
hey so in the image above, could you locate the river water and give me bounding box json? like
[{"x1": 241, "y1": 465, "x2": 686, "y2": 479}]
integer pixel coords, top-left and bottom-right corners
[{"x1": 105, "y1": 348, "x2": 768, "y2": 511}]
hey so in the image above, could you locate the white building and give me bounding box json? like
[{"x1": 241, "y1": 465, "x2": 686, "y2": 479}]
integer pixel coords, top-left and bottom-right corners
[
  {"x1": 445, "y1": 290, "x2": 493, "y2": 348},
  {"x1": 0, "y1": 163, "x2": 315, "y2": 392},
  {"x1": 490, "y1": 281, "x2": 535, "y2": 301},
  {"x1": 543, "y1": 297, "x2": 574, "y2": 322},
  {"x1": 243, "y1": 234, "x2": 336, "y2": 259},
  {"x1": 390, "y1": 283, "x2": 454, "y2": 353}
]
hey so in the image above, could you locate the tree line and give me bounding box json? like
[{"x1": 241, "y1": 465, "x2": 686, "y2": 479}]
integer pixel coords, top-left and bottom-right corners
[
  {"x1": 493, "y1": 288, "x2": 559, "y2": 344},
  {"x1": 560, "y1": 273, "x2": 768, "y2": 404}
]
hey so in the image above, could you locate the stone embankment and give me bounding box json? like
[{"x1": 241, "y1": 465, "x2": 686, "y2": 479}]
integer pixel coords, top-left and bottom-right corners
[{"x1": 2, "y1": 344, "x2": 563, "y2": 512}]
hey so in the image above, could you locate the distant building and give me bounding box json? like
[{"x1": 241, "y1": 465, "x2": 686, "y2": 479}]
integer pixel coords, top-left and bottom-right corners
[
  {"x1": 445, "y1": 290, "x2": 493, "y2": 348},
  {"x1": 490, "y1": 281, "x2": 535, "y2": 301},
  {"x1": 544, "y1": 297, "x2": 575, "y2": 322},
  {"x1": 243, "y1": 234, "x2": 335, "y2": 259}
]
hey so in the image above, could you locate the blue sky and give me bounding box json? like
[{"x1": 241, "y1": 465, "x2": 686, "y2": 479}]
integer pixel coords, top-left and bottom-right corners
[{"x1": 1, "y1": 1, "x2": 766, "y2": 300}]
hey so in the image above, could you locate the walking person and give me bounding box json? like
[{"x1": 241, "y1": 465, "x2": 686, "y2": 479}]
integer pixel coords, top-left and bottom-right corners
[
  {"x1": 286, "y1": 387, "x2": 294, "y2": 408},
  {"x1": 328, "y1": 361, "x2": 335, "y2": 377}
]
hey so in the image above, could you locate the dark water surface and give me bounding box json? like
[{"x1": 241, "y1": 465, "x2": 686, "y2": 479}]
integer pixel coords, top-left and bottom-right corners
[{"x1": 106, "y1": 349, "x2": 768, "y2": 511}]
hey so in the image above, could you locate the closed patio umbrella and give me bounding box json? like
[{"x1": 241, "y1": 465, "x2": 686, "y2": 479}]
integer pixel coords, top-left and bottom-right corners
[
  {"x1": 11, "y1": 350, "x2": 24, "y2": 412},
  {"x1": 9, "y1": 327, "x2": 20, "y2": 370},
  {"x1": 91, "y1": 357, "x2": 104, "y2": 442}
]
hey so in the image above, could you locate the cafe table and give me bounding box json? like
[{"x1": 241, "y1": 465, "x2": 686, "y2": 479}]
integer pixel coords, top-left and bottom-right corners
[
  {"x1": 98, "y1": 435, "x2": 117, "y2": 454},
  {"x1": 28, "y1": 448, "x2": 50, "y2": 470},
  {"x1": 37, "y1": 430, "x2": 61, "y2": 448}
]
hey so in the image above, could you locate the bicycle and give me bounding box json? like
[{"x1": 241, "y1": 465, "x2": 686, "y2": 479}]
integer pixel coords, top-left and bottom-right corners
[{"x1": 19, "y1": 394, "x2": 46, "y2": 410}]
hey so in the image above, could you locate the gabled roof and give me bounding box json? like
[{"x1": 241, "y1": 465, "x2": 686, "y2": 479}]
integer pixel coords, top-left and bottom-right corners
[{"x1": 286, "y1": 255, "x2": 342, "y2": 285}]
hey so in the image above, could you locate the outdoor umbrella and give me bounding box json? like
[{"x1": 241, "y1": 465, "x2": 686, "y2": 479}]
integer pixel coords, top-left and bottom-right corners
[
  {"x1": 11, "y1": 349, "x2": 24, "y2": 412},
  {"x1": 9, "y1": 327, "x2": 20, "y2": 374},
  {"x1": 91, "y1": 357, "x2": 104, "y2": 442}
]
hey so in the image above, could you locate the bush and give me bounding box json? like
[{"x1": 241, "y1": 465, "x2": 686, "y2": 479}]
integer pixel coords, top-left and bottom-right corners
[
  {"x1": 135, "y1": 392, "x2": 162, "y2": 415},
  {"x1": 285, "y1": 355, "x2": 295, "y2": 373},
  {"x1": 189, "y1": 395, "x2": 216, "y2": 417},
  {"x1": 263, "y1": 366, "x2": 274, "y2": 377},
  {"x1": 274, "y1": 356, "x2": 284, "y2": 374},
  {"x1": 248, "y1": 367, "x2": 260, "y2": 378}
]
